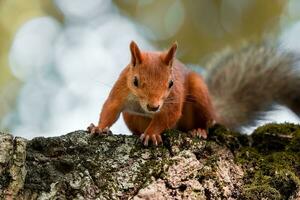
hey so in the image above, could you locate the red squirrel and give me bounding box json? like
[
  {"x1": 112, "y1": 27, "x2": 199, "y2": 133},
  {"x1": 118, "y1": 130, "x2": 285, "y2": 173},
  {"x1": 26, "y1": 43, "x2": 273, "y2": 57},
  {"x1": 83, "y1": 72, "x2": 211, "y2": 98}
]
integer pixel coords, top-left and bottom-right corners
[{"x1": 88, "y1": 41, "x2": 300, "y2": 146}]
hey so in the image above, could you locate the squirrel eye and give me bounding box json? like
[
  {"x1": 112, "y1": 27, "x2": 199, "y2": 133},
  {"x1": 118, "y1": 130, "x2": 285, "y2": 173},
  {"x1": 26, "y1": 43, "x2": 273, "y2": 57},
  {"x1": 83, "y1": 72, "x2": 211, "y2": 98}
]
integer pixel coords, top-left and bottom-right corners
[
  {"x1": 168, "y1": 80, "x2": 174, "y2": 89},
  {"x1": 133, "y1": 77, "x2": 139, "y2": 87}
]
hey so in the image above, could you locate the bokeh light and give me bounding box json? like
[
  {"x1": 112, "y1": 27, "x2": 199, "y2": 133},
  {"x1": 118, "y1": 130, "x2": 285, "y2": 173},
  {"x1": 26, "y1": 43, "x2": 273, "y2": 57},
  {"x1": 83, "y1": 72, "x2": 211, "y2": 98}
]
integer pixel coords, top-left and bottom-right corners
[{"x1": 2, "y1": 0, "x2": 151, "y2": 138}]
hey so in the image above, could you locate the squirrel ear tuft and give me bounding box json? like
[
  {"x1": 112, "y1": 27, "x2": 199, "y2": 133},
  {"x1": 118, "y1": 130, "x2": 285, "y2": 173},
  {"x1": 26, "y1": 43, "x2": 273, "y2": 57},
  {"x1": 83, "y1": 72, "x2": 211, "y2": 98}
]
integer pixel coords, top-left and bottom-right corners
[
  {"x1": 130, "y1": 41, "x2": 142, "y2": 66},
  {"x1": 164, "y1": 42, "x2": 178, "y2": 66}
]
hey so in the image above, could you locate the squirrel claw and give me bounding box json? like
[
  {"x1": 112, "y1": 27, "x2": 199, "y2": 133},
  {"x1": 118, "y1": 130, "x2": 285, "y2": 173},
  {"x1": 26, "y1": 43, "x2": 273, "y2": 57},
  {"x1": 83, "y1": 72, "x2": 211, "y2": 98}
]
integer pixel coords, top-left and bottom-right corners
[
  {"x1": 189, "y1": 128, "x2": 208, "y2": 139},
  {"x1": 140, "y1": 134, "x2": 149, "y2": 146},
  {"x1": 87, "y1": 123, "x2": 112, "y2": 135},
  {"x1": 140, "y1": 133, "x2": 162, "y2": 146}
]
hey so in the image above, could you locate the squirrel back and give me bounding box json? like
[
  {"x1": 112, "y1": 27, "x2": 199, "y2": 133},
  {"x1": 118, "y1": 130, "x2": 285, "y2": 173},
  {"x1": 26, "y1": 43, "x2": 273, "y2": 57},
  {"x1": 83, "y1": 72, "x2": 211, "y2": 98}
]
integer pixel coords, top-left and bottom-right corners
[{"x1": 206, "y1": 44, "x2": 300, "y2": 129}]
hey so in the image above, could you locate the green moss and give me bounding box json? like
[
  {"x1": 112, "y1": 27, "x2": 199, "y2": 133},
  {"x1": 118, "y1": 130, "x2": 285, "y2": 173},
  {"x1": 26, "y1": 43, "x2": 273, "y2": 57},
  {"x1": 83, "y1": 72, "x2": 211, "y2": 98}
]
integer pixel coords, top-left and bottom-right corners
[
  {"x1": 241, "y1": 185, "x2": 281, "y2": 200},
  {"x1": 235, "y1": 123, "x2": 300, "y2": 199},
  {"x1": 209, "y1": 124, "x2": 249, "y2": 151},
  {"x1": 127, "y1": 138, "x2": 172, "y2": 190},
  {"x1": 253, "y1": 123, "x2": 300, "y2": 136},
  {"x1": 270, "y1": 169, "x2": 300, "y2": 198},
  {"x1": 252, "y1": 123, "x2": 300, "y2": 152},
  {"x1": 163, "y1": 130, "x2": 188, "y2": 148},
  {"x1": 288, "y1": 130, "x2": 300, "y2": 152}
]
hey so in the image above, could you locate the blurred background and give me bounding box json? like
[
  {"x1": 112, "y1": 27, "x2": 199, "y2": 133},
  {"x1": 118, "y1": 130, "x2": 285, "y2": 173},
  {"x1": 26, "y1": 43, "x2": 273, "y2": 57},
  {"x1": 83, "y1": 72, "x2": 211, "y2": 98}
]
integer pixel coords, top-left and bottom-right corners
[{"x1": 1, "y1": 0, "x2": 300, "y2": 138}]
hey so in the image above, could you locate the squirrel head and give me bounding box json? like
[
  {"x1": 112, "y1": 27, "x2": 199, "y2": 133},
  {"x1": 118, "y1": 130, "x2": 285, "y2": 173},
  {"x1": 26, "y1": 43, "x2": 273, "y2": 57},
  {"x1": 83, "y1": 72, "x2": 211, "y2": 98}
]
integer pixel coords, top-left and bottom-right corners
[{"x1": 127, "y1": 41, "x2": 178, "y2": 113}]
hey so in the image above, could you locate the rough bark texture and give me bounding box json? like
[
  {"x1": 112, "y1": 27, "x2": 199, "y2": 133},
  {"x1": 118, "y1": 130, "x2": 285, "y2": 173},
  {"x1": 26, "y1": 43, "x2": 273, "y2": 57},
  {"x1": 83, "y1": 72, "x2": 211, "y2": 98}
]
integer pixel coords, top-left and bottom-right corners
[{"x1": 0, "y1": 123, "x2": 300, "y2": 200}]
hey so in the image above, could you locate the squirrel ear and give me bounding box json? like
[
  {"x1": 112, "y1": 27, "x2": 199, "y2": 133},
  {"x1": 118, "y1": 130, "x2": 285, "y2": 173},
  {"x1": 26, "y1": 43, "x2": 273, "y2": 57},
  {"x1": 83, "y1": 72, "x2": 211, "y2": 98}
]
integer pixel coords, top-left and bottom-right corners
[
  {"x1": 130, "y1": 41, "x2": 142, "y2": 66},
  {"x1": 163, "y1": 42, "x2": 178, "y2": 66}
]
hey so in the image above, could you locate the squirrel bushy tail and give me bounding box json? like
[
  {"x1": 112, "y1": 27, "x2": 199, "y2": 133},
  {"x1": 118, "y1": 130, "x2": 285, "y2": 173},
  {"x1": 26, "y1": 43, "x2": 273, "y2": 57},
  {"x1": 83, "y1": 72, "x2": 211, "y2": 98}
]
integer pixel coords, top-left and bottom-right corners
[{"x1": 206, "y1": 44, "x2": 300, "y2": 129}]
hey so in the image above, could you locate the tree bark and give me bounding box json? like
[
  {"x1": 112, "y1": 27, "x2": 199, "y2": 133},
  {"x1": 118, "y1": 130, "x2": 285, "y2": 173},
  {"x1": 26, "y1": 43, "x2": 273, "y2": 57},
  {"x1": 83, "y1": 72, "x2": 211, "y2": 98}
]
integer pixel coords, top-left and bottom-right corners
[{"x1": 0, "y1": 123, "x2": 299, "y2": 200}]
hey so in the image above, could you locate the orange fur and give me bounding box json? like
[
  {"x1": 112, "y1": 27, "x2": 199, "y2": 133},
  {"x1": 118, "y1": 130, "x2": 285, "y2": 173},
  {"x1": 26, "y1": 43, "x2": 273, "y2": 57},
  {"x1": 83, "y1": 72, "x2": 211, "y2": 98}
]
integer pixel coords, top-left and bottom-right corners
[{"x1": 88, "y1": 41, "x2": 215, "y2": 145}]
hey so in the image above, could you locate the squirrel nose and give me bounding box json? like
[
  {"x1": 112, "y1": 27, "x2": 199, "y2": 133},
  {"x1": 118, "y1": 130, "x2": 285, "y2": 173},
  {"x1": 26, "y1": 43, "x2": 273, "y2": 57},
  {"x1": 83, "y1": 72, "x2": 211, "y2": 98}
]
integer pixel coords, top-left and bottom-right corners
[{"x1": 147, "y1": 104, "x2": 160, "y2": 112}]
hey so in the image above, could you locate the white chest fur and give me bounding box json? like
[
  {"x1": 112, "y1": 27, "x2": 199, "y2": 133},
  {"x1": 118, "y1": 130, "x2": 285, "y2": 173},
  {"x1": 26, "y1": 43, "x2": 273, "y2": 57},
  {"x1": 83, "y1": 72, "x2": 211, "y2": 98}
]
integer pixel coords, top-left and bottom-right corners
[{"x1": 123, "y1": 94, "x2": 153, "y2": 118}]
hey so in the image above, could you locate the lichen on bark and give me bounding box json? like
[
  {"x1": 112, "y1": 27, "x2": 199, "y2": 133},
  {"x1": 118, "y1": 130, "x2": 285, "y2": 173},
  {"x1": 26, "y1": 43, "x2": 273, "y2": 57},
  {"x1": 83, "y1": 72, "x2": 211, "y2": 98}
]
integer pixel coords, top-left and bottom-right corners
[{"x1": 0, "y1": 123, "x2": 299, "y2": 199}]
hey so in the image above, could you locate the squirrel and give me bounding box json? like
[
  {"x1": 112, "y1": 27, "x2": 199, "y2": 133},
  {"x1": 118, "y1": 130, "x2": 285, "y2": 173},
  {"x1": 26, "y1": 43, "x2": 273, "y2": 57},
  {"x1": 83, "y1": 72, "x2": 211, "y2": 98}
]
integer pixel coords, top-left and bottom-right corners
[{"x1": 87, "y1": 41, "x2": 300, "y2": 146}]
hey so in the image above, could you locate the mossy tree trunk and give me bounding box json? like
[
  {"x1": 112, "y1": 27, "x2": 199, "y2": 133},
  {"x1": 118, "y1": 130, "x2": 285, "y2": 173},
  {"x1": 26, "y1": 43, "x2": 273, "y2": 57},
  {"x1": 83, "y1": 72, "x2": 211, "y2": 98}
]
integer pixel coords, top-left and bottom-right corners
[{"x1": 0, "y1": 124, "x2": 300, "y2": 200}]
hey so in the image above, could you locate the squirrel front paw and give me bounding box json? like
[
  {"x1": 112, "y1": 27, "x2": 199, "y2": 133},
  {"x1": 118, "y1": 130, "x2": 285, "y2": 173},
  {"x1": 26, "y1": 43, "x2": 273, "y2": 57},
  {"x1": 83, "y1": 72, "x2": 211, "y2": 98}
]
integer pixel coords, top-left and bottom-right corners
[
  {"x1": 140, "y1": 132, "x2": 163, "y2": 146},
  {"x1": 87, "y1": 123, "x2": 112, "y2": 135},
  {"x1": 188, "y1": 128, "x2": 208, "y2": 139}
]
